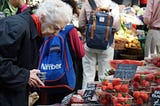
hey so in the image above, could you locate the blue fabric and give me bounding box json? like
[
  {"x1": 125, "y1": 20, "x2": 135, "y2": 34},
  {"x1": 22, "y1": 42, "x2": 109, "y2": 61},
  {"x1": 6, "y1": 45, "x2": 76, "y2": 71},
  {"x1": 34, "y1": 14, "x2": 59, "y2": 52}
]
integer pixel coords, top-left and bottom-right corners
[
  {"x1": 86, "y1": 11, "x2": 114, "y2": 50},
  {"x1": 39, "y1": 25, "x2": 76, "y2": 89}
]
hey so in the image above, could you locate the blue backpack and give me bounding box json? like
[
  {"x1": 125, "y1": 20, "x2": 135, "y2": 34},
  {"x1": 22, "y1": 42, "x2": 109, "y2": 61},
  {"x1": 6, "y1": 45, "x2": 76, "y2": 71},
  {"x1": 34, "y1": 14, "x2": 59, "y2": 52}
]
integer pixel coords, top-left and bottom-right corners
[
  {"x1": 86, "y1": 0, "x2": 114, "y2": 50},
  {"x1": 38, "y1": 25, "x2": 76, "y2": 90}
]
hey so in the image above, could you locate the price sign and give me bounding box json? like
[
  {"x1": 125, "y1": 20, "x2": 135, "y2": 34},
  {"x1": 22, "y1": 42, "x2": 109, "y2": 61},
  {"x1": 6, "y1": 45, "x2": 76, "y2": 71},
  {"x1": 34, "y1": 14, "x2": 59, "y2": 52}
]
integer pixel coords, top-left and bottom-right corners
[
  {"x1": 114, "y1": 64, "x2": 137, "y2": 80},
  {"x1": 151, "y1": 90, "x2": 160, "y2": 106},
  {"x1": 82, "y1": 83, "x2": 96, "y2": 102},
  {"x1": 61, "y1": 92, "x2": 74, "y2": 104},
  {"x1": 124, "y1": 7, "x2": 132, "y2": 14}
]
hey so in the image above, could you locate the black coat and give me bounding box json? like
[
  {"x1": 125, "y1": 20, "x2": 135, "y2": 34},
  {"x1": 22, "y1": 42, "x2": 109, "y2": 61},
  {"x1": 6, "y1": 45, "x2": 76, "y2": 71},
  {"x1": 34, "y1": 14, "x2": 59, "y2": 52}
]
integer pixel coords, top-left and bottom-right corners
[{"x1": 0, "y1": 11, "x2": 43, "y2": 106}]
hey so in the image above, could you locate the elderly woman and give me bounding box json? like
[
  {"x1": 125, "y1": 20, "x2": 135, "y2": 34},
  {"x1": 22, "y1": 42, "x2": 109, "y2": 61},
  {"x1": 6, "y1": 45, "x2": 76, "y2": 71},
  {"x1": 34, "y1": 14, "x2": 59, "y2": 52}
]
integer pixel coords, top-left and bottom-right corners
[{"x1": 0, "y1": 0, "x2": 72, "y2": 106}]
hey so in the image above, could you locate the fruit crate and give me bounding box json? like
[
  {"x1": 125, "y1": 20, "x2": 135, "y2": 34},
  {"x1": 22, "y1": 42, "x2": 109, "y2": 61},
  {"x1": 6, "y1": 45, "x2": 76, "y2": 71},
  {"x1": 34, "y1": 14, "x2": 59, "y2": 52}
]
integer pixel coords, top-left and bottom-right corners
[
  {"x1": 111, "y1": 93, "x2": 133, "y2": 106},
  {"x1": 151, "y1": 85, "x2": 160, "y2": 92},
  {"x1": 131, "y1": 71, "x2": 156, "y2": 91},
  {"x1": 114, "y1": 39, "x2": 127, "y2": 50},
  {"x1": 101, "y1": 78, "x2": 130, "y2": 93},
  {"x1": 152, "y1": 71, "x2": 160, "y2": 86},
  {"x1": 131, "y1": 90, "x2": 151, "y2": 106},
  {"x1": 145, "y1": 54, "x2": 160, "y2": 67},
  {"x1": 95, "y1": 90, "x2": 112, "y2": 106}
]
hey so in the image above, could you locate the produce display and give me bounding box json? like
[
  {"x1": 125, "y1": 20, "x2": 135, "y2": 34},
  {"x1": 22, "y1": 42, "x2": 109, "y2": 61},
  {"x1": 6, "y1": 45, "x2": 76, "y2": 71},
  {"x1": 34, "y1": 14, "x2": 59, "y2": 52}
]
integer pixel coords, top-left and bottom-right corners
[
  {"x1": 115, "y1": 28, "x2": 142, "y2": 50},
  {"x1": 145, "y1": 54, "x2": 160, "y2": 67},
  {"x1": 109, "y1": 59, "x2": 144, "y2": 69},
  {"x1": 101, "y1": 78, "x2": 129, "y2": 93},
  {"x1": 132, "y1": 71, "x2": 155, "y2": 91},
  {"x1": 112, "y1": 93, "x2": 133, "y2": 106},
  {"x1": 114, "y1": 6, "x2": 146, "y2": 51},
  {"x1": 132, "y1": 90, "x2": 150, "y2": 105},
  {"x1": 64, "y1": 59, "x2": 160, "y2": 106}
]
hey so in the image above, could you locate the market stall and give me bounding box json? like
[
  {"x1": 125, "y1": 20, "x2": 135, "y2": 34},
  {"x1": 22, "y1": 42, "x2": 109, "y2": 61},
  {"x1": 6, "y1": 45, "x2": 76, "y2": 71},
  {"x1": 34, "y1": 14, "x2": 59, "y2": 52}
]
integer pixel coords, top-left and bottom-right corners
[
  {"x1": 114, "y1": 5, "x2": 147, "y2": 60},
  {"x1": 64, "y1": 58, "x2": 160, "y2": 106}
]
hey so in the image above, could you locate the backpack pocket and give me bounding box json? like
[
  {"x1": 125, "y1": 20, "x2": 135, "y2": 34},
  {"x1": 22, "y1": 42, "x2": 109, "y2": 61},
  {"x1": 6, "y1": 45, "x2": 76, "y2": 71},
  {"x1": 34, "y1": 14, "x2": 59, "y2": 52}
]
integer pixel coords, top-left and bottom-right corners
[
  {"x1": 39, "y1": 37, "x2": 65, "y2": 82},
  {"x1": 86, "y1": 24, "x2": 114, "y2": 50}
]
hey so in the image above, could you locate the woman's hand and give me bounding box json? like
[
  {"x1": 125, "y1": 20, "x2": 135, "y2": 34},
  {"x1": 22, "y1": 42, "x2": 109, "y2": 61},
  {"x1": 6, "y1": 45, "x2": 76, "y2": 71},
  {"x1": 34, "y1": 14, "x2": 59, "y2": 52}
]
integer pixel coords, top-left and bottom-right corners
[{"x1": 28, "y1": 69, "x2": 45, "y2": 87}]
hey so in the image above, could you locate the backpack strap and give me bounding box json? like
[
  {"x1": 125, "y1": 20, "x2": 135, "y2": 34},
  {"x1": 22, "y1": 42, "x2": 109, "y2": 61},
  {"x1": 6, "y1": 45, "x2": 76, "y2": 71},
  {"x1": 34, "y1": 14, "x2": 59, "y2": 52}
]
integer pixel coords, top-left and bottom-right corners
[
  {"x1": 88, "y1": 0, "x2": 97, "y2": 39},
  {"x1": 38, "y1": 36, "x2": 53, "y2": 69},
  {"x1": 105, "y1": 15, "x2": 111, "y2": 41},
  {"x1": 90, "y1": 11, "x2": 96, "y2": 39},
  {"x1": 58, "y1": 24, "x2": 74, "y2": 70},
  {"x1": 57, "y1": 35, "x2": 69, "y2": 71},
  {"x1": 88, "y1": 0, "x2": 97, "y2": 10},
  {"x1": 61, "y1": 24, "x2": 74, "y2": 37}
]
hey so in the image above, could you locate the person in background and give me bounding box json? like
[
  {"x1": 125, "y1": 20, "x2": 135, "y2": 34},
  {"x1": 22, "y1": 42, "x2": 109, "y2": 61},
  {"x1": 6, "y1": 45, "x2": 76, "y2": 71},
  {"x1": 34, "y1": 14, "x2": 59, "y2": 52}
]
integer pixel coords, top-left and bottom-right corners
[
  {"x1": 62, "y1": 0, "x2": 80, "y2": 16},
  {"x1": 0, "y1": 0, "x2": 17, "y2": 16},
  {"x1": 79, "y1": 0, "x2": 120, "y2": 89},
  {"x1": 0, "y1": 0, "x2": 73, "y2": 106},
  {"x1": 112, "y1": 0, "x2": 139, "y2": 6},
  {"x1": 143, "y1": 0, "x2": 160, "y2": 57},
  {"x1": 0, "y1": 0, "x2": 29, "y2": 18},
  {"x1": 62, "y1": 0, "x2": 85, "y2": 90},
  {"x1": 140, "y1": 0, "x2": 147, "y2": 7},
  {"x1": 10, "y1": 0, "x2": 28, "y2": 14}
]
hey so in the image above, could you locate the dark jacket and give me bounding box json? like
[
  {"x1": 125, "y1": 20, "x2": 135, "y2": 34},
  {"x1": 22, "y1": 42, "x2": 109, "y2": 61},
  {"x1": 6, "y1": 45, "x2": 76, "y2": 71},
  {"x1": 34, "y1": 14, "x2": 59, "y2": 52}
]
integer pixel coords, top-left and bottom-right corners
[{"x1": 0, "y1": 11, "x2": 43, "y2": 106}]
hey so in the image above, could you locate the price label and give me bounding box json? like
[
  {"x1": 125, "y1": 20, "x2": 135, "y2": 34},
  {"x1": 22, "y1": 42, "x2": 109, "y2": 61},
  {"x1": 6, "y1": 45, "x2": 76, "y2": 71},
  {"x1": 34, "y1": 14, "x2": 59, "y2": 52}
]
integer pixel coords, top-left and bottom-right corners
[
  {"x1": 82, "y1": 83, "x2": 96, "y2": 102},
  {"x1": 114, "y1": 64, "x2": 137, "y2": 80},
  {"x1": 61, "y1": 92, "x2": 74, "y2": 104},
  {"x1": 151, "y1": 90, "x2": 160, "y2": 106},
  {"x1": 124, "y1": 7, "x2": 132, "y2": 13}
]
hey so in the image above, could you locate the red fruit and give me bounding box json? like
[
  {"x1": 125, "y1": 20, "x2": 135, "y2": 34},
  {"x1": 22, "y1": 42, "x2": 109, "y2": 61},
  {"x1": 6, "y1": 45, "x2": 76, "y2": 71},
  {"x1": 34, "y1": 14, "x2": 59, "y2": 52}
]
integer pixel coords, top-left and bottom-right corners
[
  {"x1": 133, "y1": 74, "x2": 141, "y2": 82},
  {"x1": 118, "y1": 95, "x2": 128, "y2": 103},
  {"x1": 70, "y1": 95, "x2": 84, "y2": 103},
  {"x1": 102, "y1": 79, "x2": 109, "y2": 85},
  {"x1": 125, "y1": 104, "x2": 131, "y2": 106},
  {"x1": 102, "y1": 85, "x2": 107, "y2": 91},
  {"x1": 117, "y1": 93, "x2": 123, "y2": 98},
  {"x1": 132, "y1": 24, "x2": 137, "y2": 29},
  {"x1": 112, "y1": 96, "x2": 118, "y2": 104},
  {"x1": 141, "y1": 80, "x2": 150, "y2": 88},
  {"x1": 100, "y1": 98, "x2": 108, "y2": 105},
  {"x1": 140, "y1": 91, "x2": 149, "y2": 102},
  {"x1": 114, "y1": 85, "x2": 121, "y2": 92},
  {"x1": 120, "y1": 84, "x2": 129, "y2": 93},
  {"x1": 112, "y1": 78, "x2": 121, "y2": 86},
  {"x1": 136, "y1": 98, "x2": 143, "y2": 105},
  {"x1": 142, "y1": 71, "x2": 150, "y2": 74},
  {"x1": 133, "y1": 91, "x2": 140, "y2": 99},
  {"x1": 144, "y1": 81, "x2": 150, "y2": 88},
  {"x1": 133, "y1": 82, "x2": 140, "y2": 88},
  {"x1": 153, "y1": 86, "x2": 160, "y2": 90},
  {"x1": 146, "y1": 74, "x2": 155, "y2": 81},
  {"x1": 118, "y1": 97, "x2": 127, "y2": 104},
  {"x1": 115, "y1": 103, "x2": 123, "y2": 106},
  {"x1": 155, "y1": 73, "x2": 160, "y2": 80},
  {"x1": 153, "y1": 58, "x2": 158, "y2": 65},
  {"x1": 155, "y1": 79, "x2": 160, "y2": 84},
  {"x1": 156, "y1": 62, "x2": 160, "y2": 67},
  {"x1": 106, "y1": 83, "x2": 113, "y2": 90}
]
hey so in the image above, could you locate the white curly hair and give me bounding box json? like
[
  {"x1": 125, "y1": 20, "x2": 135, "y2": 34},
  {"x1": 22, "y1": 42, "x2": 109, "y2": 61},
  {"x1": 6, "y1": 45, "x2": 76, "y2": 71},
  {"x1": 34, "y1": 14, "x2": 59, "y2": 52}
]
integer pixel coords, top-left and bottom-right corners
[{"x1": 35, "y1": 0, "x2": 73, "y2": 26}]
